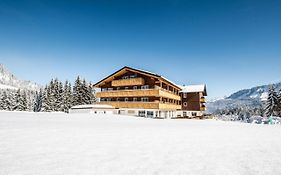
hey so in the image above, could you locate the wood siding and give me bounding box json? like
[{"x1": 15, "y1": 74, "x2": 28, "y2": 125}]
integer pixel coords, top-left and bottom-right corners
[
  {"x1": 96, "y1": 88, "x2": 181, "y2": 101},
  {"x1": 112, "y1": 77, "x2": 145, "y2": 87},
  {"x1": 180, "y1": 92, "x2": 206, "y2": 111}
]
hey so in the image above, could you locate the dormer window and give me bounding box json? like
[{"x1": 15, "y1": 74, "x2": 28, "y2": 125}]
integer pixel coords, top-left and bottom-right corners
[
  {"x1": 130, "y1": 74, "x2": 137, "y2": 78},
  {"x1": 122, "y1": 76, "x2": 129, "y2": 79}
]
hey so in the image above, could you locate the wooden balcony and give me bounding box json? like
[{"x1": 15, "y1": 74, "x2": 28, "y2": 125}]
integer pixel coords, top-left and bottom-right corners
[
  {"x1": 111, "y1": 77, "x2": 145, "y2": 87},
  {"x1": 97, "y1": 101, "x2": 181, "y2": 110},
  {"x1": 200, "y1": 97, "x2": 206, "y2": 103},
  {"x1": 200, "y1": 107, "x2": 206, "y2": 111},
  {"x1": 96, "y1": 88, "x2": 181, "y2": 101},
  {"x1": 159, "y1": 103, "x2": 181, "y2": 110}
]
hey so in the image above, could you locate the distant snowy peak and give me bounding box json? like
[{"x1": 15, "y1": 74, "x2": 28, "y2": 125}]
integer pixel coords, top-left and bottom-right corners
[
  {"x1": 207, "y1": 96, "x2": 226, "y2": 102},
  {"x1": 0, "y1": 64, "x2": 41, "y2": 91},
  {"x1": 227, "y1": 83, "x2": 281, "y2": 100},
  {"x1": 206, "y1": 82, "x2": 280, "y2": 113}
]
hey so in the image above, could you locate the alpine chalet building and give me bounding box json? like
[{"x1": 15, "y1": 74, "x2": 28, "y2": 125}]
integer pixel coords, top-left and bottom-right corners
[{"x1": 94, "y1": 66, "x2": 207, "y2": 118}]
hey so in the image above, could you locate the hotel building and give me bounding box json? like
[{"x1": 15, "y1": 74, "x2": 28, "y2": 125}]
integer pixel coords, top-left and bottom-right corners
[{"x1": 94, "y1": 66, "x2": 207, "y2": 118}]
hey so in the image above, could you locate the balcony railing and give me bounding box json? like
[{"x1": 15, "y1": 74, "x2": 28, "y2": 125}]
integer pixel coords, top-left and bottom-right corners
[
  {"x1": 200, "y1": 97, "x2": 206, "y2": 103},
  {"x1": 97, "y1": 101, "x2": 181, "y2": 110},
  {"x1": 200, "y1": 107, "x2": 206, "y2": 111},
  {"x1": 111, "y1": 77, "x2": 145, "y2": 87},
  {"x1": 96, "y1": 86, "x2": 181, "y2": 100}
]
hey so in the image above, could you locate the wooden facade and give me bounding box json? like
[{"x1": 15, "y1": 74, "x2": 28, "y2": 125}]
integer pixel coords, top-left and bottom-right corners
[
  {"x1": 94, "y1": 66, "x2": 207, "y2": 113},
  {"x1": 180, "y1": 92, "x2": 206, "y2": 111},
  {"x1": 94, "y1": 67, "x2": 182, "y2": 110}
]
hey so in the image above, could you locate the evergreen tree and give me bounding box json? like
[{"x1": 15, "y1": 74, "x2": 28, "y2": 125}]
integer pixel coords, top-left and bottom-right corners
[
  {"x1": 81, "y1": 79, "x2": 89, "y2": 104},
  {"x1": 13, "y1": 89, "x2": 21, "y2": 111},
  {"x1": 0, "y1": 91, "x2": 8, "y2": 110},
  {"x1": 34, "y1": 89, "x2": 43, "y2": 112},
  {"x1": 265, "y1": 85, "x2": 279, "y2": 117},
  {"x1": 277, "y1": 87, "x2": 281, "y2": 117},
  {"x1": 20, "y1": 91, "x2": 28, "y2": 111},
  {"x1": 4, "y1": 91, "x2": 13, "y2": 111},
  {"x1": 42, "y1": 86, "x2": 50, "y2": 112},
  {"x1": 53, "y1": 79, "x2": 64, "y2": 111},
  {"x1": 62, "y1": 81, "x2": 72, "y2": 113},
  {"x1": 48, "y1": 79, "x2": 56, "y2": 111},
  {"x1": 88, "y1": 82, "x2": 96, "y2": 104},
  {"x1": 73, "y1": 76, "x2": 82, "y2": 106}
]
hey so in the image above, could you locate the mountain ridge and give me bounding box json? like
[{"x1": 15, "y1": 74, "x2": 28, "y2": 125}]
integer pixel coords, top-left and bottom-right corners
[
  {"x1": 0, "y1": 64, "x2": 41, "y2": 91},
  {"x1": 207, "y1": 82, "x2": 281, "y2": 113}
]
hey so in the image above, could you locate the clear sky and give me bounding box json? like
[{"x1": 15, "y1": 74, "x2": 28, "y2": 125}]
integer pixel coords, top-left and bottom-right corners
[{"x1": 0, "y1": 0, "x2": 281, "y2": 99}]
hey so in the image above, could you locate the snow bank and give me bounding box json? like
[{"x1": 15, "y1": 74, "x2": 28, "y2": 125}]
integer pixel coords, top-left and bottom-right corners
[{"x1": 1, "y1": 112, "x2": 281, "y2": 175}]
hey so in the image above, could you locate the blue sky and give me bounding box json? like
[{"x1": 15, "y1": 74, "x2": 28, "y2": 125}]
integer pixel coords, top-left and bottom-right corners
[{"x1": 0, "y1": 0, "x2": 281, "y2": 98}]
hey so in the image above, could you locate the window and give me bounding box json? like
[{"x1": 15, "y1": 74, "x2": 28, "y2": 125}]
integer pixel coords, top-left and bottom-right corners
[
  {"x1": 133, "y1": 86, "x2": 138, "y2": 90},
  {"x1": 147, "y1": 111, "x2": 154, "y2": 118},
  {"x1": 108, "y1": 88, "x2": 113, "y2": 91},
  {"x1": 183, "y1": 93, "x2": 187, "y2": 98},
  {"x1": 101, "y1": 88, "x2": 107, "y2": 92},
  {"x1": 183, "y1": 102, "x2": 188, "y2": 107},
  {"x1": 183, "y1": 112, "x2": 187, "y2": 117},
  {"x1": 125, "y1": 87, "x2": 129, "y2": 90},
  {"x1": 133, "y1": 98, "x2": 137, "y2": 102},
  {"x1": 138, "y1": 111, "x2": 146, "y2": 117},
  {"x1": 116, "y1": 87, "x2": 120, "y2": 90},
  {"x1": 116, "y1": 98, "x2": 120, "y2": 102},
  {"x1": 122, "y1": 76, "x2": 129, "y2": 79},
  {"x1": 125, "y1": 98, "x2": 128, "y2": 102},
  {"x1": 141, "y1": 85, "x2": 149, "y2": 89},
  {"x1": 107, "y1": 98, "x2": 112, "y2": 101},
  {"x1": 141, "y1": 97, "x2": 149, "y2": 102},
  {"x1": 130, "y1": 74, "x2": 137, "y2": 78},
  {"x1": 192, "y1": 112, "x2": 197, "y2": 117}
]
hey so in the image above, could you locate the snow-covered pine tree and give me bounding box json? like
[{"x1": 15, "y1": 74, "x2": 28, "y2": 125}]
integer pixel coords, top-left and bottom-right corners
[
  {"x1": 41, "y1": 86, "x2": 50, "y2": 112},
  {"x1": 13, "y1": 89, "x2": 21, "y2": 111},
  {"x1": 0, "y1": 91, "x2": 8, "y2": 110},
  {"x1": 34, "y1": 89, "x2": 43, "y2": 112},
  {"x1": 265, "y1": 85, "x2": 279, "y2": 117},
  {"x1": 48, "y1": 79, "x2": 56, "y2": 111},
  {"x1": 20, "y1": 90, "x2": 28, "y2": 111},
  {"x1": 277, "y1": 87, "x2": 281, "y2": 117},
  {"x1": 53, "y1": 79, "x2": 64, "y2": 111},
  {"x1": 4, "y1": 90, "x2": 14, "y2": 111},
  {"x1": 62, "y1": 81, "x2": 72, "y2": 113},
  {"x1": 87, "y1": 82, "x2": 96, "y2": 104},
  {"x1": 81, "y1": 79, "x2": 89, "y2": 104},
  {"x1": 73, "y1": 76, "x2": 82, "y2": 106}
]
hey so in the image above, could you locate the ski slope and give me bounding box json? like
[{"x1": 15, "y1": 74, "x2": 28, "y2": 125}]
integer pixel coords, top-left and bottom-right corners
[{"x1": 1, "y1": 111, "x2": 281, "y2": 175}]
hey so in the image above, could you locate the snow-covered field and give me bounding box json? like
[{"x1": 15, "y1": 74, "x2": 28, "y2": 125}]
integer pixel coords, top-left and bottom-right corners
[{"x1": 1, "y1": 112, "x2": 281, "y2": 175}]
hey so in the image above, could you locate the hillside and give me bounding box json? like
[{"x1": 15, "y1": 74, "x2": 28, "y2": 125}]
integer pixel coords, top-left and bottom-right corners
[
  {"x1": 0, "y1": 64, "x2": 41, "y2": 91},
  {"x1": 207, "y1": 82, "x2": 281, "y2": 113}
]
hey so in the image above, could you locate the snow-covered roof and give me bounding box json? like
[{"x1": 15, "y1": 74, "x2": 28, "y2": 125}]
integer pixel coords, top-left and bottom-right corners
[
  {"x1": 179, "y1": 84, "x2": 207, "y2": 95},
  {"x1": 71, "y1": 104, "x2": 114, "y2": 109}
]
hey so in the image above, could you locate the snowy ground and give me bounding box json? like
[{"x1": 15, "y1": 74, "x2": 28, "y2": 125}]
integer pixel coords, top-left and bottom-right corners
[{"x1": 1, "y1": 112, "x2": 281, "y2": 175}]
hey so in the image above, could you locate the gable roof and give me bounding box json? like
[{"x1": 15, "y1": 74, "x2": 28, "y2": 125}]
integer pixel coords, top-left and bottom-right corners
[
  {"x1": 93, "y1": 66, "x2": 181, "y2": 89},
  {"x1": 179, "y1": 84, "x2": 207, "y2": 96}
]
